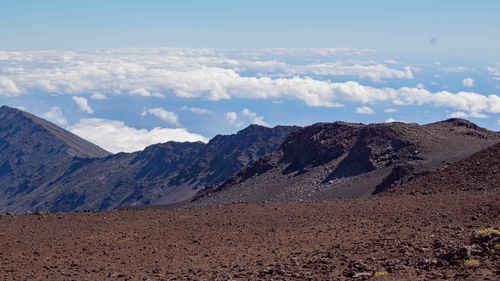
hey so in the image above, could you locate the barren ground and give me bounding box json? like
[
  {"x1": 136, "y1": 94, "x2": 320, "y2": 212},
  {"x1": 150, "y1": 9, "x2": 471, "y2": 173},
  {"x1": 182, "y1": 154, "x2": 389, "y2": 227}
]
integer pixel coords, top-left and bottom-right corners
[{"x1": 1, "y1": 191, "x2": 499, "y2": 280}]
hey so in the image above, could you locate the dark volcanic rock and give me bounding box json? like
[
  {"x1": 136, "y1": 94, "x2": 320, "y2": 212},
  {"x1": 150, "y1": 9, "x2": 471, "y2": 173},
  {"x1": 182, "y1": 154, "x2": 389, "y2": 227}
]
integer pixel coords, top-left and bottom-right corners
[
  {"x1": 0, "y1": 106, "x2": 298, "y2": 213},
  {"x1": 280, "y1": 122, "x2": 362, "y2": 174},
  {"x1": 0, "y1": 106, "x2": 110, "y2": 212},
  {"x1": 389, "y1": 141, "x2": 500, "y2": 195},
  {"x1": 373, "y1": 163, "x2": 418, "y2": 194},
  {"x1": 194, "y1": 119, "x2": 499, "y2": 205},
  {"x1": 173, "y1": 124, "x2": 299, "y2": 188},
  {"x1": 323, "y1": 124, "x2": 418, "y2": 181}
]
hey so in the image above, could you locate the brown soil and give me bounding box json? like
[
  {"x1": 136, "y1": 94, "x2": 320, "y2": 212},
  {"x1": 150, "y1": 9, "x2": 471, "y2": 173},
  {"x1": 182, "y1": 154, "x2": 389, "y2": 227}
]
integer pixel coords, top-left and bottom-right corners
[{"x1": 1, "y1": 191, "x2": 499, "y2": 280}]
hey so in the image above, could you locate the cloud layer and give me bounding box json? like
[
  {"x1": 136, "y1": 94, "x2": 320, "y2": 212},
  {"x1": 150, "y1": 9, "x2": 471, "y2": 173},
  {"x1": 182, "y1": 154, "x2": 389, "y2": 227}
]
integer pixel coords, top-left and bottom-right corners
[
  {"x1": 69, "y1": 118, "x2": 207, "y2": 153},
  {"x1": 0, "y1": 48, "x2": 498, "y2": 117},
  {"x1": 2, "y1": 48, "x2": 499, "y2": 152}
]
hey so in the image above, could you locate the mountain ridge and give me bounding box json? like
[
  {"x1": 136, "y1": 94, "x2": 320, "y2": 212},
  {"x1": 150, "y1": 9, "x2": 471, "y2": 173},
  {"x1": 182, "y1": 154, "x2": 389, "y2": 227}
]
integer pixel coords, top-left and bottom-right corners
[
  {"x1": 193, "y1": 119, "x2": 499, "y2": 205},
  {"x1": 2, "y1": 105, "x2": 499, "y2": 213},
  {"x1": 383, "y1": 141, "x2": 500, "y2": 195},
  {"x1": 0, "y1": 106, "x2": 111, "y2": 212},
  {"x1": 0, "y1": 106, "x2": 299, "y2": 213},
  {"x1": 0, "y1": 106, "x2": 110, "y2": 158}
]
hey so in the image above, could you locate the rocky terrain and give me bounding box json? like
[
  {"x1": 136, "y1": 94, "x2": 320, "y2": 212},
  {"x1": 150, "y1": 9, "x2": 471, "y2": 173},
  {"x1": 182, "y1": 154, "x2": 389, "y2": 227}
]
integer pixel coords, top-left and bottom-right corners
[
  {"x1": 0, "y1": 106, "x2": 298, "y2": 213},
  {"x1": 0, "y1": 106, "x2": 110, "y2": 212},
  {"x1": 25, "y1": 124, "x2": 297, "y2": 212},
  {"x1": 0, "y1": 192, "x2": 498, "y2": 280},
  {"x1": 1, "y1": 106, "x2": 499, "y2": 280},
  {"x1": 387, "y1": 141, "x2": 500, "y2": 195},
  {"x1": 2, "y1": 137, "x2": 499, "y2": 280},
  {"x1": 194, "y1": 119, "x2": 499, "y2": 205},
  {"x1": 2, "y1": 105, "x2": 498, "y2": 213}
]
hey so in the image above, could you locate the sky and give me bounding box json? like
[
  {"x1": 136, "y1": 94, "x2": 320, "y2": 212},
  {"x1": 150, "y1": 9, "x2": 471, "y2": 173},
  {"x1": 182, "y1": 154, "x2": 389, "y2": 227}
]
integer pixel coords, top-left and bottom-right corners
[{"x1": 0, "y1": 1, "x2": 499, "y2": 153}]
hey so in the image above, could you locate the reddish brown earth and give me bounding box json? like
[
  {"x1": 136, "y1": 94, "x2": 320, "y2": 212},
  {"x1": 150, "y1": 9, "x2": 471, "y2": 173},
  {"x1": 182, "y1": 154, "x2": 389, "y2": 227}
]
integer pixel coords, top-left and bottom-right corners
[
  {"x1": 1, "y1": 191, "x2": 499, "y2": 280},
  {"x1": 1, "y1": 113, "x2": 499, "y2": 280}
]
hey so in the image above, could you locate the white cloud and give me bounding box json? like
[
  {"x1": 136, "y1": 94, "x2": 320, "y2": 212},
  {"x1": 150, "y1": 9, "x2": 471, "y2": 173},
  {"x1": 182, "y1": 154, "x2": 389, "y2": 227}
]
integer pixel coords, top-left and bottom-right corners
[
  {"x1": 180, "y1": 106, "x2": 211, "y2": 115},
  {"x1": 440, "y1": 66, "x2": 467, "y2": 73},
  {"x1": 448, "y1": 111, "x2": 488, "y2": 119},
  {"x1": 416, "y1": 83, "x2": 425, "y2": 89},
  {"x1": 72, "y1": 96, "x2": 94, "y2": 114},
  {"x1": 225, "y1": 109, "x2": 268, "y2": 127},
  {"x1": 384, "y1": 59, "x2": 399, "y2": 65},
  {"x1": 341, "y1": 83, "x2": 500, "y2": 116},
  {"x1": 385, "y1": 117, "x2": 398, "y2": 123},
  {"x1": 462, "y1": 77, "x2": 475, "y2": 87},
  {"x1": 448, "y1": 111, "x2": 468, "y2": 119},
  {"x1": 0, "y1": 48, "x2": 412, "y2": 100},
  {"x1": 69, "y1": 118, "x2": 207, "y2": 153},
  {"x1": 225, "y1": 112, "x2": 243, "y2": 127},
  {"x1": 0, "y1": 77, "x2": 21, "y2": 96},
  {"x1": 42, "y1": 107, "x2": 68, "y2": 126},
  {"x1": 356, "y1": 106, "x2": 375, "y2": 114},
  {"x1": 130, "y1": 88, "x2": 164, "y2": 98},
  {"x1": 241, "y1": 108, "x2": 269, "y2": 126},
  {"x1": 240, "y1": 48, "x2": 374, "y2": 57},
  {"x1": 470, "y1": 112, "x2": 488, "y2": 119},
  {"x1": 158, "y1": 69, "x2": 343, "y2": 107},
  {"x1": 0, "y1": 49, "x2": 499, "y2": 116},
  {"x1": 90, "y1": 92, "x2": 107, "y2": 100},
  {"x1": 294, "y1": 63, "x2": 414, "y2": 82},
  {"x1": 141, "y1": 107, "x2": 179, "y2": 126},
  {"x1": 487, "y1": 67, "x2": 500, "y2": 80},
  {"x1": 384, "y1": 108, "x2": 397, "y2": 113}
]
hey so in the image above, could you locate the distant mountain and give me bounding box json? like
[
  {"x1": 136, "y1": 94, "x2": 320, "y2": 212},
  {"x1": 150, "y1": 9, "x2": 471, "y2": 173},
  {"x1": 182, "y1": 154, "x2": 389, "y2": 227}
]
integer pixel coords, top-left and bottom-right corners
[
  {"x1": 3, "y1": 105, "x2": 498, "y2": 213},
  {"x1": 194, "y1": 119, "x2": 499, "y2": 205},
  {"x1": 0, "y1": 106, "x2": 298, "y2": 213},
  {"x1": 0, "y1": 106, "x2": 110, "y2": 212}
]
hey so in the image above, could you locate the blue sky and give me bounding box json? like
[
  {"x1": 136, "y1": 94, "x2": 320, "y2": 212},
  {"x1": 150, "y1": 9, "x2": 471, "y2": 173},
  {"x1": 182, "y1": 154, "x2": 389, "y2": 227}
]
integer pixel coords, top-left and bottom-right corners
[
  {"x1": 0, "y1": 1, "x2": 499, "y2": 152},
  {"x1": 2, "y1": 0, "x2": 499, "y2": 56}
]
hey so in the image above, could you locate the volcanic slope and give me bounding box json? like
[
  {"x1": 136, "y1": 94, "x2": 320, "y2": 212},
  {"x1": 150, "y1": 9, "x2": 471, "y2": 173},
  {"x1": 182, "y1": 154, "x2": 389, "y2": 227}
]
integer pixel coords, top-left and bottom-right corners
[
  {"x1": 0, "y1": 109, "x2": 298, "y2": 213},
  {"x1": 384, "y1": 141, "x2": 500, "y2": 195},
  {"x1": 194, "y1": 119, "x2": 499, "y2": 204},
  {"x1": 0, "y1": 106, "x2": 110, "y2": 212}
]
